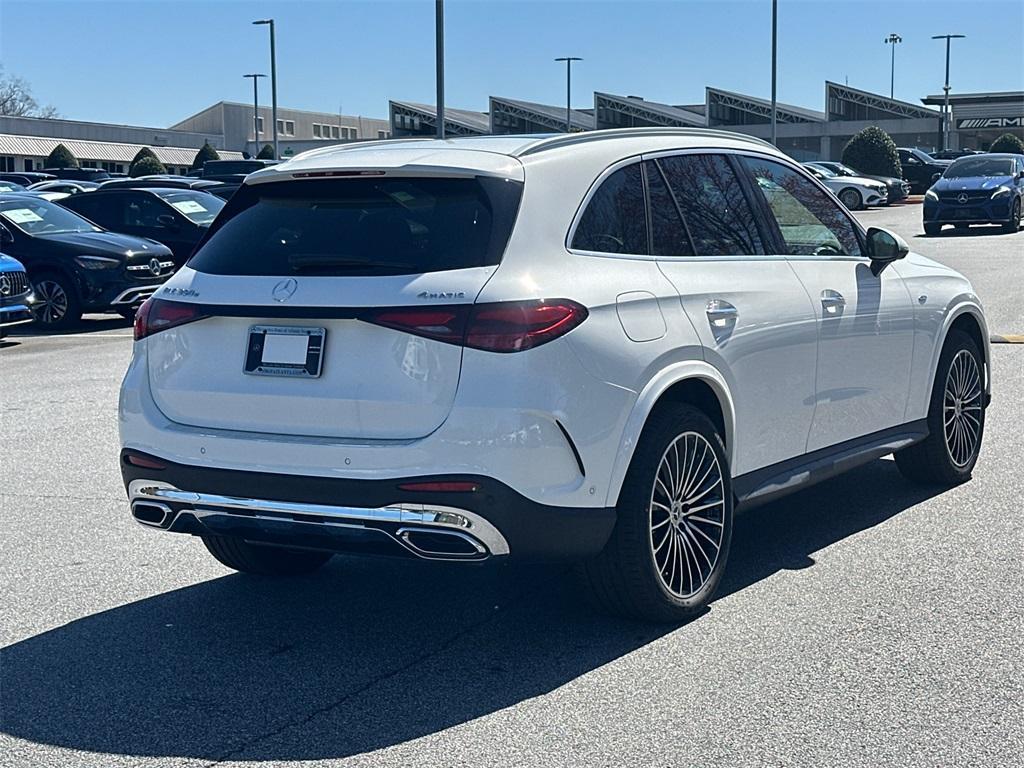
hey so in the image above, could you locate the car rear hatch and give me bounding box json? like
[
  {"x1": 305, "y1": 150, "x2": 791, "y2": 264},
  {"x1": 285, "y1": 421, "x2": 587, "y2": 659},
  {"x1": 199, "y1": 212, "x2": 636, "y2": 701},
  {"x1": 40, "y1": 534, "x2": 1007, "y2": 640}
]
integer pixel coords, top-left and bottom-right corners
[{"x1": 144, "y1": 162, "x2": 523, "y2": 441}]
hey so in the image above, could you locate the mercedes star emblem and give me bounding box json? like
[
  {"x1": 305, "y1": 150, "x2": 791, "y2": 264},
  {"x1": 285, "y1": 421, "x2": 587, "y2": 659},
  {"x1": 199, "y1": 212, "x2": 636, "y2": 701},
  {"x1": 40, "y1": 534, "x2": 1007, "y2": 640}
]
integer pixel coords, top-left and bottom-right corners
[
  {"x1": 957, "y1": 193, "x2": 969, "y2": 204},
  {"x1": 272, "y1": 278, "x2": 299, "y2": 303}
]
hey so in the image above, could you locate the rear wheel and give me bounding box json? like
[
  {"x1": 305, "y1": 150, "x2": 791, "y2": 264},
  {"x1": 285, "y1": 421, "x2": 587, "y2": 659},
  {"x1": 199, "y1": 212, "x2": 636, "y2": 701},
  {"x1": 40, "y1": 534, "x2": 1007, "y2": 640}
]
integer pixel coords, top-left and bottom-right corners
[
  {"x1": 839, "y1": 188, "x2": 863, "y2": 210},
  {"x1": 583, "y1": 404, "x2": 733, "y2": 623},
  {"x1": 31, "y1": 272, "x2": 81, "y2": 329},
  {"x1": 924, "y1": 223, "x2": 942, "y2": 236},
  {"x1": 895, "y1": 329, "x2": 985, "y2": 486},
  {"x1": 1003, "y1": 198, "x2": 1021, "y2": 234},
  {"x1": 202, "y1": 535, "x2": 333, "y2": 576}
]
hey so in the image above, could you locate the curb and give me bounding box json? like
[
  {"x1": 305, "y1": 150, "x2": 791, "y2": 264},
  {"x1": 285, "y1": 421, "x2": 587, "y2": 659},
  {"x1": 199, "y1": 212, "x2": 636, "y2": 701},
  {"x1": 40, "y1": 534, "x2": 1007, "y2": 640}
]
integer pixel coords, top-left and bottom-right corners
[{"x1": 990, "y1": 334, "x2": 1024, "y2": 344}]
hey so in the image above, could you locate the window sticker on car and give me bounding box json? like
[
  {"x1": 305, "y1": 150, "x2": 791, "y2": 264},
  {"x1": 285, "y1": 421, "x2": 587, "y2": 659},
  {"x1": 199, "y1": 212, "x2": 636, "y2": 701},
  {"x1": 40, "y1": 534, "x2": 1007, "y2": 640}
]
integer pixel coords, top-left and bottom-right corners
[
  {"x1": 171, "y1": 200, "x2": 207, "y2": 214},
  {"x1": 1, "y1": 208, "x2": 43, "y2": 224}
]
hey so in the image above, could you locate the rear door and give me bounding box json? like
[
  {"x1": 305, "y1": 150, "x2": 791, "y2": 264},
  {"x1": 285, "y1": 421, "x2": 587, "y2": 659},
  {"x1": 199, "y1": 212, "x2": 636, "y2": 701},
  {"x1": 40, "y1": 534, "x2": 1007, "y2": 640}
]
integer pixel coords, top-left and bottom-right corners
[
  {"x1": 738, "y1": 155, "x2": 914, "y2": 450},
  {"x1": 642, "y1": 152, "x2": 818, "y2": 477},
  {"x1": 145, "y1": 174, "x2": 523, "y2": 441}
]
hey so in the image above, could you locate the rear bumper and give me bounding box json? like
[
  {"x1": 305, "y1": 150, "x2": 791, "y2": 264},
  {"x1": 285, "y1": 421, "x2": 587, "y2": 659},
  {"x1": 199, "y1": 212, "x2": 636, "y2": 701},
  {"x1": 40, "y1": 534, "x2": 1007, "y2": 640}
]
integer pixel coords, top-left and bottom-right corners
[{"x1": 120, "y1": 450, "x2": 617, "y2": 562}]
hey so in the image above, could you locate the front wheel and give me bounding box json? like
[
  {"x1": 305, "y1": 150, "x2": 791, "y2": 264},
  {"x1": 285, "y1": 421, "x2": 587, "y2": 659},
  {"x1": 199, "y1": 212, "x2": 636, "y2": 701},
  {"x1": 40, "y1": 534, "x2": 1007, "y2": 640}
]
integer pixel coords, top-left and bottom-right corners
[
  {"x1": 1003, "y1": 198, "x2": 1021, "y2": 234},
  {"x1": 924, "y1": 222, "x2": 942, "y2": 237},
  {"x1": 583, "y1": 404, "x2": 733, "y2": 623},
  {"x1": 895, "y1": 329, "x2": 985, "y2": 486},
  {"x1": 838, "y1": 188, "x2": 863, "y2": 210},
  {"x1": 31, "y1": 272, "x2": 82, "y2": 329},
  {"x1": 202, "y1": 535, "x2": 333, "y2": 576}
]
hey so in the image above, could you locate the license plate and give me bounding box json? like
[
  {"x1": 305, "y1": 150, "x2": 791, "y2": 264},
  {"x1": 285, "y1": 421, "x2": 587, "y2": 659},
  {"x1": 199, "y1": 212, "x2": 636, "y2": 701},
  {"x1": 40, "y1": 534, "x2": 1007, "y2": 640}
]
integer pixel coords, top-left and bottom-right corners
[{"x1": 244, "y1": 325, "x2": 325, "y2": 378}]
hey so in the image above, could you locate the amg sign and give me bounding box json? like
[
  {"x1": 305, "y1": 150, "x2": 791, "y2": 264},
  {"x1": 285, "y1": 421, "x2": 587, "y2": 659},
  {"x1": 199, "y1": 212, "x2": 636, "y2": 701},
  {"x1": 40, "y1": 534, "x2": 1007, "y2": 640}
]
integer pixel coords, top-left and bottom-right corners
[{"x1": 957, "y1": 117, "x2": 1024, "y2": 129}]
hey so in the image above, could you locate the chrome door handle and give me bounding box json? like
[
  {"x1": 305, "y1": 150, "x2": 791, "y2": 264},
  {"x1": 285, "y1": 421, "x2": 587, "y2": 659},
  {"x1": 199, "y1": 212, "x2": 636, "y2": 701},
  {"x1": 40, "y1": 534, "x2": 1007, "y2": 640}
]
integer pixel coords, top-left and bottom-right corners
[
  {"x1": 820, "y1": 289, "x2": 846, "y2": 314},
  {"x1": 706, "y1": 299, "x2": 738, "y2": 327}
]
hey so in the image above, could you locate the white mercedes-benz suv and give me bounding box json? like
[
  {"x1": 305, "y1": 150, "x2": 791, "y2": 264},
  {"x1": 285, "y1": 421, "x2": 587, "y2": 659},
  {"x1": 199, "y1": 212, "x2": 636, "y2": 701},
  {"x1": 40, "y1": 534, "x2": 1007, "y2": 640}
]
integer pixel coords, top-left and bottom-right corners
[{"x1": 121, "y1": 128, "x2": 990, "y2": 622}]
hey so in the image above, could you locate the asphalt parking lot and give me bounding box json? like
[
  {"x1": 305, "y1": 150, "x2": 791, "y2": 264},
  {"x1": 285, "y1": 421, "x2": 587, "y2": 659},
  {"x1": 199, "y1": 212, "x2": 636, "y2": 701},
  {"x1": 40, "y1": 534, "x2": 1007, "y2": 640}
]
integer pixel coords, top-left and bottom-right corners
[{"x1": 1, "y1": 201, "x2": 1022, "y2": 767}]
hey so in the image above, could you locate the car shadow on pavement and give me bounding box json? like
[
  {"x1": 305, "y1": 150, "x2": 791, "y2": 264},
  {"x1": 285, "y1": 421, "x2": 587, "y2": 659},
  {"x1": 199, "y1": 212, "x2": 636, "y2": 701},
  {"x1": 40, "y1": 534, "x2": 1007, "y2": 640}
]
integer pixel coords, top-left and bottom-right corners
[
  {"x1": 915, "y1": 225, "x2": 1013, "y2": 239},
  {"x1": 0, "y1": 458, "x2": 943, "y2": 762},
  {"x1": 8, "y1": 314, "x2": 132, "y2": 337}
]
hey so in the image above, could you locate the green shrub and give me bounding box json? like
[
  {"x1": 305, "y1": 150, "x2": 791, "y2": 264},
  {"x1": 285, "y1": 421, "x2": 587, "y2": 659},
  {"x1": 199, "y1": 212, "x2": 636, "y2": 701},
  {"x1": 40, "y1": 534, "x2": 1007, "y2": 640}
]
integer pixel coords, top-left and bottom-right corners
[
  {"x1": 989, "y1": 133, "x2": 1024, "y2": 154},
  {"x1": 45, "y1": 143, "x2": 78, "y2": 168},
  {"x1": 191, "y1": 142, "x2": 220, "y2": 170},
  {"x1": 841, "y1": 126, "x2": 902, "y2": 177},
  {"x1": 129, "y1": 147, "x2": 163, "y2": 176},
  {"x1": 256, "y1": 143, "x2": 275, "y2": 159},
  {"x1": 130, "y1": 156, "x2": 167, "y2": 177}
]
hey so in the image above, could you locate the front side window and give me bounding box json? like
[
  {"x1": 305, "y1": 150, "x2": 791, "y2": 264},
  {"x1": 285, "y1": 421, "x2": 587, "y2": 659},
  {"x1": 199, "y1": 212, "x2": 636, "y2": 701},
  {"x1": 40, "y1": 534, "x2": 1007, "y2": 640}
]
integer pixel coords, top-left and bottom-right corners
[
  {"x1": 657, "y1": 154, "x2": 764, "y2": 256},
  {"x1": 571, "y1": 162, "x2": 647, "y2": 254},
  {"x1": 742, "y1": 157, "x2": 862, "y2": 258}
]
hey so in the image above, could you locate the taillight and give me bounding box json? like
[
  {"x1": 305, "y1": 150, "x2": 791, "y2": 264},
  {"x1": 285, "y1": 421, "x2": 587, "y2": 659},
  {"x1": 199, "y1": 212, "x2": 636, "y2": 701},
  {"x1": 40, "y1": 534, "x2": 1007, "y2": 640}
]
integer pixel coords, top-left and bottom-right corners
[
  {"x1": 134, "y1": 298, "x2": 208, "y2": 341},
  {"x1": 363, "y1": 299, "x2": 587, "y2": 353}
]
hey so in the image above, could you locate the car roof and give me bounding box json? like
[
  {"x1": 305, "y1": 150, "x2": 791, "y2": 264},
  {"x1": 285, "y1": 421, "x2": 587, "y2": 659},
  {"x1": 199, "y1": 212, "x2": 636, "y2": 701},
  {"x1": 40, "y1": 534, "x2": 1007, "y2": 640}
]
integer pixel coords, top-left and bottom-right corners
[{"x1": 246, "y1": 128, "x2": 787, "y2": 186}]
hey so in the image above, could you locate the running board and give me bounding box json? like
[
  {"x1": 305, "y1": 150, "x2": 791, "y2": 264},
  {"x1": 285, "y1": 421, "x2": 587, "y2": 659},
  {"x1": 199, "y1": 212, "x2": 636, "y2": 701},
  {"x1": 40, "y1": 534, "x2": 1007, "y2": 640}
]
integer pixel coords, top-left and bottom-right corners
[{"x1": 733, "y1": 420, "x2": 929, "y2": 511}]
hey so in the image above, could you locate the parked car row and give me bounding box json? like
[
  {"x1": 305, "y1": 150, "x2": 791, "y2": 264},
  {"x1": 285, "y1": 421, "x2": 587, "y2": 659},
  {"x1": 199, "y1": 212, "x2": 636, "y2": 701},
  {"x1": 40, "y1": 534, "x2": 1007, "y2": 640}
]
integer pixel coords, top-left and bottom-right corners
[{"x1": 802, "y1": 163, "x2": 889, "y2": 210}]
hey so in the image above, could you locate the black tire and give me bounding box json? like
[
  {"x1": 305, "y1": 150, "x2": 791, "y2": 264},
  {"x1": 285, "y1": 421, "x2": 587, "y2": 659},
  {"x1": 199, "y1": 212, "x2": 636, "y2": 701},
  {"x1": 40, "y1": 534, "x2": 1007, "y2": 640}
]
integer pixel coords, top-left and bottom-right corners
[
  {"x1": 115, "y1": 306, "x2": 137, "y2": 321},
  {"x1": 924, "y1": 223, "x2": 942, "y2": 237},
  {"x1": 839, "y1": 188, "x2": 863, "y2": 210},
  {"x1": 30, "y1": 271, "x2": 82, "y2": 329},
  {"x1": 1002, "y1": 198, "x2": 1021, "y2": 234},
  {"x1": 583, "y1": 404, "x2": 733, "y2": 623},
  {"x1": 895, "y1": 329, "x2": 985, "y2": 486},
  {"x1": 202, "y1": 535, "x2": 333, "y2": 576},
  {"x1": 954, "y1": 223, "x2": 970, "y2": 232}
]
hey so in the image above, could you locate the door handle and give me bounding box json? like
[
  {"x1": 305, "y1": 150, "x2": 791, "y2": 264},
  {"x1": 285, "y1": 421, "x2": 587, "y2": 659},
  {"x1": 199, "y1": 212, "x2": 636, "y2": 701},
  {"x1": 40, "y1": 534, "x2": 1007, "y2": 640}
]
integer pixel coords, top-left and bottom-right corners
[
  {"x1": 820, "y1": 289, "x2": 846, "y2": 314},
  {"x1": 706, "y1": 299, "x2": 738, "y2": 327}
]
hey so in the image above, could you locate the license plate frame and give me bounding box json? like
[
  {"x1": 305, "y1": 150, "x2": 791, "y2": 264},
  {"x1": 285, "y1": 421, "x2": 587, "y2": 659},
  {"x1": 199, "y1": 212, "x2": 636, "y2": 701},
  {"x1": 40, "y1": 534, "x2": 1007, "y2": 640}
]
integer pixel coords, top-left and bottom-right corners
[{"x1": 244, "y1": 325, "x2": 326, "y2": 378}]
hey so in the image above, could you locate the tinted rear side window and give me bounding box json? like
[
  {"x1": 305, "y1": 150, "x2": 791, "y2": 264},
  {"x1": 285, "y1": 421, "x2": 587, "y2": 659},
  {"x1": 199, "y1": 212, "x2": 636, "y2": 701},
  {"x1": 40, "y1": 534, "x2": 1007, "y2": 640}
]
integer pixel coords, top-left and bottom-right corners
[
  {"x1": 657, "y1": 154, "x2": 764, "y2": 256},
  {"x1": 571, "y1": 162, "x2": 647, "y2": 255},
  {"x1": 188, "y1": 176, "x2": 523, "y2": 276}
]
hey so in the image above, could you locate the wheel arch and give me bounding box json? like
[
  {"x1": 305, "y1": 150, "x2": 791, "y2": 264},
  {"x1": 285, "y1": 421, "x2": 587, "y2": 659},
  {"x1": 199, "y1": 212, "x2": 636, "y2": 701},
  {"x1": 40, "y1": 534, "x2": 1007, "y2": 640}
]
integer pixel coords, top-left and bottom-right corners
[
  {"x1": 928, "y1": 301, "x2": 991, "y2": 405},
  {"x1": 605, "y1": 362, "x2": 736, "y2": 508},
  {"x1": 25, "y1": 260, "x2": 83, "y2": 300}
]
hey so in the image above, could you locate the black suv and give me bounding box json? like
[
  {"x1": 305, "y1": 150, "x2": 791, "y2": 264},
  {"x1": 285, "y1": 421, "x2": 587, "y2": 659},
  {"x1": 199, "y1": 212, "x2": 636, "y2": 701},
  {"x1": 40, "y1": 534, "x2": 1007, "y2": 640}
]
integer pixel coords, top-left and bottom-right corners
[
  {"x1": 61, "y1": 188, "x2": 225, "y2": 265},
  {"x1": 41, "y1": 167, "x2": 111, "y2": 182},
  {"x1": 0, "y1": 194, "x2": 174, "y2": 328},
  {"x1": 897, "y1": 148, "x2": 951, "y2": 194}
]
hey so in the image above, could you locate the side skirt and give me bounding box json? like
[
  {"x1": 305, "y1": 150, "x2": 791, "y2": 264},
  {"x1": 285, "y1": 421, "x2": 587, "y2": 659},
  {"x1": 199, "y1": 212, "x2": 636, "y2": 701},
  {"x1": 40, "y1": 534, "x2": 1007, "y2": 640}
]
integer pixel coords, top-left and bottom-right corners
[{"x1": 733, "y1": 420, "x2": 929, "y2": 512}]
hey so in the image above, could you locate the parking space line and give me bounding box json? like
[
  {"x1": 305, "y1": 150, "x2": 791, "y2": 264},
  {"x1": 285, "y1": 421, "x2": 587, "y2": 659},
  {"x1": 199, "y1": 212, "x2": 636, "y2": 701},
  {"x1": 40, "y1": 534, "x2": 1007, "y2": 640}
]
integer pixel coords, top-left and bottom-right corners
[{"x1": 990, "y1": 334, "x2": 1024, "y2": 344}]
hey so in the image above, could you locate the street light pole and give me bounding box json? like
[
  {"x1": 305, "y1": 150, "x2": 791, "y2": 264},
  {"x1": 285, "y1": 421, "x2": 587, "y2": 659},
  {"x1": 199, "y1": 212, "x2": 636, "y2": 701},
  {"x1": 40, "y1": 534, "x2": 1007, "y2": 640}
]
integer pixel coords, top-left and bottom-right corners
[
  {"x1": 770, "y1": 0, "x2": 777, "y2": 147},
  {"x1": 243, "y1": 73, "x2": 266, "y2": 157},
  {"x1": 555, "y1": 56, "x2": 582, "y2": 132},
  {"x1": 884, "y1": 33, "x2": 902, "y2": 99},
  {"x1": 436, "y1": 0, "x2": 445, "y2": 139},
  {"x1": 932, "y1": 34, "x2": 965, "y2": 151},
  {"x1": 253, "y1": 19, "x2": 278, "y2": 160}
]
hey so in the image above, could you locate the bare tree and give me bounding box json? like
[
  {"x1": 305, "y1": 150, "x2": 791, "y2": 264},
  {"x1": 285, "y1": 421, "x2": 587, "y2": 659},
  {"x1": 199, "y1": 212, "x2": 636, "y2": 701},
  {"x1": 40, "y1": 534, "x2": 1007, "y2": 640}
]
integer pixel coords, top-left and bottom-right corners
[{"x1": 0, "y1": 67, "x2": 59, "y2": 118}]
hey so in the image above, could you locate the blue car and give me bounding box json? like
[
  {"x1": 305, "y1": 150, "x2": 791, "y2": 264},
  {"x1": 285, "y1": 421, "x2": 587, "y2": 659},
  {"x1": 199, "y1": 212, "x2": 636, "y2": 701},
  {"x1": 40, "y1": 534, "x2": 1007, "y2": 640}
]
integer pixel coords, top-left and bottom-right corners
[
  {"x1": 0, "y1": 252, "x2": 34, "y2": 337},
  {"x1": 924, "y1": 153, "x2": 1024, "y2": 235}
]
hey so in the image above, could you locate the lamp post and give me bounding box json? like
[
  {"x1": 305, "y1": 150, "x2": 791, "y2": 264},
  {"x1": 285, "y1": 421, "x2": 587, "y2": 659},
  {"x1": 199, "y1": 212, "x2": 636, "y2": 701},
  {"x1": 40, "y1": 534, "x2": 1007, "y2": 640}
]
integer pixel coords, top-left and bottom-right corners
[
  {"x1": 555, "y1": 56, "x2": 582, "y2": 132},
  {"x1": 436, "y1": 0, "x2": 445, "y2": 139},
  {"x1": 243, "y1": 73, "x2": 266, "y2": 157},
  {"x1": 932, "y1": 34, "x2": 965, "y2": 151},
  {"x1": 884, "y1": 33, "x2": 902, "y2": 99},
  {"x1": 770, "y1": 0, "x2": 777, "y2": 146},
  {"x1": 253, "y1": 19, "x2": 278, "y2": 159}
]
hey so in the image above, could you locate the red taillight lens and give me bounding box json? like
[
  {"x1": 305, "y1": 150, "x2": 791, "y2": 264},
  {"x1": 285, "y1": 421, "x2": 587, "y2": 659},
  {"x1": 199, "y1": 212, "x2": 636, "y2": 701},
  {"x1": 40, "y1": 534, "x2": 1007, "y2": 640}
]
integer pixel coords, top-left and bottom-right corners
[
  {"x1": 363, "y1": 300, "x2": 587, "y2": 353},
  {"x1": 134, "y1": 298, "x2": 208, "y2": 341}
]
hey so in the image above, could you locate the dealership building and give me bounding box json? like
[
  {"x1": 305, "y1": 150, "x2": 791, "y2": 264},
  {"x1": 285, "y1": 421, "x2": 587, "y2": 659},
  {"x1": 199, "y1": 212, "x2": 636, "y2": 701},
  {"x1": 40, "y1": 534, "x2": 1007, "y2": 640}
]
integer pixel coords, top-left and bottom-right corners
[{"x1": 1, "y1": 84, "x2": 1019, "y2": 176}]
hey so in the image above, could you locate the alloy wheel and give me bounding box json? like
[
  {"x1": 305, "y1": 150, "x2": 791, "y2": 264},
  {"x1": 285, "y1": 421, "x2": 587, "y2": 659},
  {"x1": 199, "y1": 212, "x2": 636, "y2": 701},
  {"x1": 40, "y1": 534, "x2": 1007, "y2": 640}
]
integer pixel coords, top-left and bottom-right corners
[
  {"x1": 943, "y1": 349, "x2": 983, "y2": 468},
  {"x1": 32, "y1": 279, "x2": 69, "y2": 325},
  {"x1": 648, "y1": 432, "x2": 726, "y2": 598}
]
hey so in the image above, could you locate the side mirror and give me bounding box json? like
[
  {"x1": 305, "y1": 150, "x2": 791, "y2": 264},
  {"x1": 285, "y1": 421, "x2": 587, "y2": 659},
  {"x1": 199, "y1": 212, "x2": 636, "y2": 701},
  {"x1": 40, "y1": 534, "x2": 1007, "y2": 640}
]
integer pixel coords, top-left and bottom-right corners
[
  {"x1": 0, "y1": 224, "x2": 13, "y2": 244},
  {"x1": 1017, "y1": 170, "x2": 1024, "y2": 181},
  {"x1": 866, "y1": 226, "x2": 908, "y2": 276},
  {"x1": 931, "y1": 173, "x2": 942, "y2": 183},
  {"x1": 156, "y1": 213, "x2": 180, "y2": 229}
]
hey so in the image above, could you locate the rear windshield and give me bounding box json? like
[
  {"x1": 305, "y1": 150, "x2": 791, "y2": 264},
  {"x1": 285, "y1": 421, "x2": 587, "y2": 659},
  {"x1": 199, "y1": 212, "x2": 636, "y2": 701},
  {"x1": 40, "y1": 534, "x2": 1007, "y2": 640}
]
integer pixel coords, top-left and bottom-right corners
[{"x1": 188, "y1": 176, "x2": 523, "y2": 276}]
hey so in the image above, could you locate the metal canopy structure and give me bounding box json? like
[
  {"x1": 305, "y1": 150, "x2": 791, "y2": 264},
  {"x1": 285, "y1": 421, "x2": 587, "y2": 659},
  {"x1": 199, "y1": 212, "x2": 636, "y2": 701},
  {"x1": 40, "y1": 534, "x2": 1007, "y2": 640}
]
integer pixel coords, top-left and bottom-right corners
[
  {"x1": 826, "y1": 81, "x2": 938, "y2": 121},
  {"x1": 389, "y1": 101, "x2": 489, "y2": 138},
  {"x1": 706, "y1": 86, "x2": 826, "y2": 126},
  {"x1": 489, "y1": 96, "x2": 594, "y2": 134},
  {"x1": 594, "y1": 92, "x2": 706, "y2": 129}
]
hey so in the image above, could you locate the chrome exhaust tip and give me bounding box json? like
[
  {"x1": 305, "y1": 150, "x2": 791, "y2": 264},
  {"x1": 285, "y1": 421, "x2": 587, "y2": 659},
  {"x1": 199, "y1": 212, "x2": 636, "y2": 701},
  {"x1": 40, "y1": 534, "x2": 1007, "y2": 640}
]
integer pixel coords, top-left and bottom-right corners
[
  {"x1": 395, "y1": 527, "x2": 488, "y2": 560},
  {"x1": 131, "y1": 501, "x2": 173, "y2": 528}
]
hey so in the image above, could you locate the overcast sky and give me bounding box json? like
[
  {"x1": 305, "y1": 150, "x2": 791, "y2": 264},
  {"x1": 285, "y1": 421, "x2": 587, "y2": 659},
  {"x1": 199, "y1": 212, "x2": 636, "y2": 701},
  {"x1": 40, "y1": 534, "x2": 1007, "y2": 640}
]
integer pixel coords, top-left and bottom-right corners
[{"x1": 1, "y1": 0, "x2": 1021, "y2": 127}]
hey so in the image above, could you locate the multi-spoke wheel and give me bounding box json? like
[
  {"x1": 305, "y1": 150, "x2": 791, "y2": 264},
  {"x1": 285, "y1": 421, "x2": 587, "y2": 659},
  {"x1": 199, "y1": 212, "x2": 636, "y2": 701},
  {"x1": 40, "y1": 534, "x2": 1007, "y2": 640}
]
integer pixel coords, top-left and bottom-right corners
[
  {"x1": 583, "y1": 404, "x2": 733, "y2": 623},
  {"x1": 30, "y1": 272, "x2": 81, "y2": 329},
  {"x1": 1003, "y1": 198, "x2": 1021, "y2": 234},
  {"x1": 896, "y1": 329, "x2": 985, "y2": 485},
  {"x1": 649, "y1": 432, "x2": 726, "y2": 599}
]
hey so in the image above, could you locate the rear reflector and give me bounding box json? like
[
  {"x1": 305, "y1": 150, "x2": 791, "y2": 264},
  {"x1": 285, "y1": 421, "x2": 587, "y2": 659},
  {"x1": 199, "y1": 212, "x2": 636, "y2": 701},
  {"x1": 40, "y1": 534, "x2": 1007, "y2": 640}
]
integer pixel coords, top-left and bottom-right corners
[
  {"x1": 398, "y1": 481, "x2": 480, "y2": 493},
  {"x1": 134, "y1": 298, "x2": 209, "y2": 341},
  {"x1": 125, "y1": 453, "x2": 167, "y2": 470},
  {"x1": 364, "y1": 299, "x2": 587, "y2": 353}
]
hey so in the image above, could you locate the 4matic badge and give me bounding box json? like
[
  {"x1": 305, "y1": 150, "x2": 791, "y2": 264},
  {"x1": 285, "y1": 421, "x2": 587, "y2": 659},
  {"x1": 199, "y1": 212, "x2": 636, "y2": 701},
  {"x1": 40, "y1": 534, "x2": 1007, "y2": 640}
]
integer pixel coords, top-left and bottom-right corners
[{"x1": 417, "y1": 290, "x2": 466, "y2": 300}]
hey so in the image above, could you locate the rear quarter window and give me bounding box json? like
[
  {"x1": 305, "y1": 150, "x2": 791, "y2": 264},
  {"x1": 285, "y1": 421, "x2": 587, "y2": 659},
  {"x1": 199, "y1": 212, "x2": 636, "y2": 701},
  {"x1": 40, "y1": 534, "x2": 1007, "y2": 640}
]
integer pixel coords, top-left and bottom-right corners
[{"x1": 188, "y1": 176, "x2": 522, "y2": 276}]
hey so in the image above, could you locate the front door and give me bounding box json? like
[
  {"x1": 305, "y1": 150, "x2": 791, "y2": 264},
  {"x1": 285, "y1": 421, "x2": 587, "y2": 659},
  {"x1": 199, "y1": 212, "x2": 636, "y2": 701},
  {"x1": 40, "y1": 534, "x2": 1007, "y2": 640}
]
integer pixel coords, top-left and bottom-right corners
[{"x1": 739, "y1": 155, "x2": 915, "y2": 452}]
